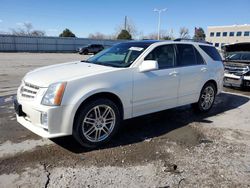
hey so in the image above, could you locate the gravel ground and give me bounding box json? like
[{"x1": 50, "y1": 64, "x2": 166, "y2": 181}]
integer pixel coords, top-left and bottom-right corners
[{"x1": 0, "y1": 53, "x2": 250, "y2": 188}]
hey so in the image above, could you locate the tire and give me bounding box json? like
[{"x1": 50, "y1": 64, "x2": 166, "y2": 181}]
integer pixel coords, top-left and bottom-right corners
[
  {"x1": 73, "y1": 98, "x2": 121, "y2": 148},
  {"x1": 83, "y1": 50, "x2": 89, "y2": 55},
  {"x1": 192, "y1": 82, "x2": 216, "y2": 113}
]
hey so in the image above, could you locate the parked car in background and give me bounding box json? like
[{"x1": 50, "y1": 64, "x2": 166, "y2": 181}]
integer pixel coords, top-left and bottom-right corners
[
  {"x1": 14, "y1": 40, "x2": 224, "y2": 148},
  {"x1": 223, "y1": 43, "x2": 250, "y2": 88},
  {"x1": 78, "y1": 44, "x2": 104, "y2": 55}
]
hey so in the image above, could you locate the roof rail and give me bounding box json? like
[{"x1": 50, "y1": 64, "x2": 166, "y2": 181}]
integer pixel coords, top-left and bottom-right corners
[{"x1": 173, "y1": 38, "x2": 212, "y2": 45}]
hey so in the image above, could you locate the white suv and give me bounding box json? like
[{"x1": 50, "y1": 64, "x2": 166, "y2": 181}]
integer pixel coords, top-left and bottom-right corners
[{"x1": 14, "y1": 40, "x2": 224, "y2": 148}]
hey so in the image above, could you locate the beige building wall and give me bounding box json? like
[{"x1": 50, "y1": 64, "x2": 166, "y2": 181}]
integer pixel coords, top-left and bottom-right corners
[{"x1": 206, "y1": 24, "x2": 250, "y2": 49}]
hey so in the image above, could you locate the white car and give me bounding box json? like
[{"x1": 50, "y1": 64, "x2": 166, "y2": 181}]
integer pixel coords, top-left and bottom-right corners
[{"x1": 14, "y1": 40, "x2": 224, "y2": 148}]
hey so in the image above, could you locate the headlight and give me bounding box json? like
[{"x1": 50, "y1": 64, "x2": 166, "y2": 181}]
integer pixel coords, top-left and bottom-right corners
[{"x1": 41, "y1": 82, "x2": 67, "y2": 106}]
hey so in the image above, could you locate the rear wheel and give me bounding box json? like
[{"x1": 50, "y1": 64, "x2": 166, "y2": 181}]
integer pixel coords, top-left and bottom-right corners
[
  {"x1": 192, "y1": 83, "x2": 216, "y2": 112},
  {"x1": 73, "y1": 98, "x2": 121, "y2": 148}
]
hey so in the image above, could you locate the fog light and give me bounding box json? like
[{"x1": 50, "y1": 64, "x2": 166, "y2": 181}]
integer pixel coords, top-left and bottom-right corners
[{"x1": 41, "y1": 112, "x2": 48, "y2": 125}]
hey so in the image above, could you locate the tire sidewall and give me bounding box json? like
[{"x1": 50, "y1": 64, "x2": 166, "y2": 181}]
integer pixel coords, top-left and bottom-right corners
[
  {"x1": 73, "y1": 99, "x2": 121, "y2": 148},
  {"x1": 198, "y1": 83, "x2": 216, "y2": 112}
]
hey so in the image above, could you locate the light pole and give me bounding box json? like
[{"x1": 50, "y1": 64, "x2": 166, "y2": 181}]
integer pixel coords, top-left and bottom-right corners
[{"x1": 153, "y1": 8, "x2": 167, "y2": 40}]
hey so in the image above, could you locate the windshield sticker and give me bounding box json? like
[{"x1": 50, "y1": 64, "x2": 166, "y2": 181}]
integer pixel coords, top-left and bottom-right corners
[{"x1": 129, "y1": 47, "x2": 144, "y2": 51}]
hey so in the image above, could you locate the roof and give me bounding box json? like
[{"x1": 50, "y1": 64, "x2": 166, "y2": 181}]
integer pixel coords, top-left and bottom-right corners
[
  {"x1": 120, "y1": 40, "x2": 159, "y2": 45},
  {"x1": 118, "y1": 39, "x2": 212, "y2": 46}
]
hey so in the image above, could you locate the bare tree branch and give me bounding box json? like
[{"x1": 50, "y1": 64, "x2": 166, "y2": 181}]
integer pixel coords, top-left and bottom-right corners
[
  {"x1": 11, "y1": 23, "x2": 46, "y2": 36},
  {"x1": 88, "y1": 32, "x2": 106, "y2": 39},
  {"x1": 179, "y1": 27, "x2": 190, "y2": 39},
  {"x1": 143, "y1": 30, "x2": 174, "y2": 40}
]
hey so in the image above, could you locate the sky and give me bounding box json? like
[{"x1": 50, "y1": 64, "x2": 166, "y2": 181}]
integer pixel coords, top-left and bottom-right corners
[{"x1": 0, "y1": 0, "x2": 250, "y2": 38}]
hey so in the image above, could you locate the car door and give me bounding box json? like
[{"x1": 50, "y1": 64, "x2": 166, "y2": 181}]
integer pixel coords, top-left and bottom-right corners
[
  {"x1": 89, "y1": 45, "x2": 95, "y2": 53},
  {"x1": 132, "y1": 44, "x2": 179, "y2": 117},
  {"x1": 96, "y1": 45, "x2": 102, "y2": 53},
  {"x1": 175, "y1": 44, "x2": 208, "y2": 106}
]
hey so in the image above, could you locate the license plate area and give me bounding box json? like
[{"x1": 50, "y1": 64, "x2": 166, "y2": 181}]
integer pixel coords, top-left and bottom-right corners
[
  {"x1": 224, "y1": 77, "x2": 242, "y2": 85},
  {"x1": 14, "y1": 99, "x2": 26, "y2": 117}
]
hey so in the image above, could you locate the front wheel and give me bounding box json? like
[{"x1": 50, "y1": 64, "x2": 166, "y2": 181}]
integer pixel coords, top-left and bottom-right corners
[
  {"x1": 192, "y1": 83, "x2": 216, "y2": 113},
  {"x1": 73, "y1": 99, "x2": 121, "y2": 148}
]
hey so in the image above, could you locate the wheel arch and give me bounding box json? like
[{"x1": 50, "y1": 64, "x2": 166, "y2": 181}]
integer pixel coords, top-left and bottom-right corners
[
  {"x1": 202, "y1": 79, "x2": 218, "y2": 94},
  {"x1": 73, "y1": 92, "x2": 124, "y2": 128}
]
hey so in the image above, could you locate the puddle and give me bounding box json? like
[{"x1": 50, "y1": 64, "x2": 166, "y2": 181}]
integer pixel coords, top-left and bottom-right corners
[{"x1": 164, "y1": 125, "x2": 205, "y2": 147}]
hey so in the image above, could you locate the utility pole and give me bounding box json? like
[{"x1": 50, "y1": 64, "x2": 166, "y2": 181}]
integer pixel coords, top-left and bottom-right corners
[
  {"x1": 124, "y1": 16, "x2": 127, "y2": 30},
  {"x1": 153, "y1": 8, "x2": 167, "y2": 40}
]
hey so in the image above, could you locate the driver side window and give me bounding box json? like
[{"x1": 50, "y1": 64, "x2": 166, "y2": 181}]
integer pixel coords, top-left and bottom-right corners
[{"x1": 145, "y1": 44, "x2": 175, "y2": 69}]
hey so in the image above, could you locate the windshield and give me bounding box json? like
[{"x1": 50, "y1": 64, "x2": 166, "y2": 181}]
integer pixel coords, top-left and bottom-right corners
[
  {"x1": 84, "y1": 42, "x2": 152, "y2": 67},
  {"x1": 226, "y1": 52, "x2": 250, "y2": 61}
]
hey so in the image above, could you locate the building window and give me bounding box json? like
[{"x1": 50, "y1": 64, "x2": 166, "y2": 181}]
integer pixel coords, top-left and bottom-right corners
[
  {"x1": 222, "y1": 32, "x2": 227, "y2": 37},
  {"x1": 216, "y1": 32, "x2": 221, "y2": 37},
  {"x1": 244, "y1": 31, "x2": 250, "y2": 36},
  {"x1": 229, "y1": 32, "x2": 234, "y2": 37},
  {"x1": 210, "y1": 32, "x2": 214, "y2": 37},
  {"x1": 236, "y1": 32, "x2": 242, "y2": 36},
  {"x1": 215, "y1": 43, "x2": 219, "y2": 47}
]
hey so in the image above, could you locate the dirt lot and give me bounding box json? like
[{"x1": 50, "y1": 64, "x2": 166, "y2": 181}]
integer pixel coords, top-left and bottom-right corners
[{"x1": 0, "y1": 53, "x2": 250, "y2": 188}]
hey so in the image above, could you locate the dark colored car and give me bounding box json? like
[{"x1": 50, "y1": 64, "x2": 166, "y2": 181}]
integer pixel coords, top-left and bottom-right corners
[
  {"x1": 223, "y1": 43, "x2": 250, "y2": 88},
  {"x1": 78, "y1": 44, "x2": 104, "y2": 55}
]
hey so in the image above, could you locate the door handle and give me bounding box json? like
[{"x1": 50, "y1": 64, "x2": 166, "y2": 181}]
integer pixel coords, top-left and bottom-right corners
[
  {"x1": 201, "y1": 67, "x2": 207, "y2": 72},
  {"x1": 169, "y1": 71, "x2": 179, "y2": 76}
]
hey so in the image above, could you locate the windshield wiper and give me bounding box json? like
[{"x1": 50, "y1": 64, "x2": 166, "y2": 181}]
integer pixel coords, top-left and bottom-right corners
[
  {"x1": 93, "y1": 62, "x2": 121, "y2": 68},
  {"x1": 81, "y1": 60, "x2": 123, "y2": 68}
]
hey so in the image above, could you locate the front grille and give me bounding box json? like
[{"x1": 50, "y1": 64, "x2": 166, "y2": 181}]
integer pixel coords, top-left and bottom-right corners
[
  {"x1": 20, "y1": 82, "x2": 40, "y2": 99},
  {"x1": 224, "y1": 65, "x2": 249, "y2": 76}
]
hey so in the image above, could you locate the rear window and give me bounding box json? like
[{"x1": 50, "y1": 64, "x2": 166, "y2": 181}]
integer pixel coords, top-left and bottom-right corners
[{"x1": 199, "y1": 45, "x2": 222, "y2": 61}]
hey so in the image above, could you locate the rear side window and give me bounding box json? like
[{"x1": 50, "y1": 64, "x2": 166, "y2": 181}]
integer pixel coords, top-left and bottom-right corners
[
  {"x1": 176, "y1": 44, "x2": 196, "y2": 66},
  {"x1": 199, "y1": 45, "x2": 222, "y2": 61}
]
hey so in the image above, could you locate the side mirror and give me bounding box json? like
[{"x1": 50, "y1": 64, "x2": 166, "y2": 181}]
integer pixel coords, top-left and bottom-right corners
[{"x1": 139, "y1": 60, "x2": 158, "y2": 72}]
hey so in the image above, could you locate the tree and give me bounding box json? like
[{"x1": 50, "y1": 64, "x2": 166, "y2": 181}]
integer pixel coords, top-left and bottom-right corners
[
  {"x1": 193, "y1": 27, "x2": 206, "y2": 40},
  {"x1": 179, "y1": 27, "x2": 190, "y2": 39},
  {"x1": 117, "y1": 29, "x2": 132, "y2": 40},
  {"x1": 59, "y1": 28, "x2": 76, "y2": 37},
  {"x1": 88, "y1": 32, "x2": 106, "y2": 39},
  {"x1": 115, "y1": 17, "x2": 138, "y2": 38},
  {"x1": 11, "y1": 23, "x2": 46, "y2": 36}
]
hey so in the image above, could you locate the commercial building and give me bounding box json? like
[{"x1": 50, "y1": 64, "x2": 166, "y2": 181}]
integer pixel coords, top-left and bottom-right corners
[{"x1": 206, "y1": 24, "x2": 250, "y2": 49}]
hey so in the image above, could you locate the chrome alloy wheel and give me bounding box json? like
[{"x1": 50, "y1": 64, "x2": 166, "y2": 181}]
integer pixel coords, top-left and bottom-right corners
[
  {"x1": 82, "y1": 105, "x2": 116, "y2": 142},
  {"x1": 200, "y1": 86, "x2": 215, "y2": 110}
]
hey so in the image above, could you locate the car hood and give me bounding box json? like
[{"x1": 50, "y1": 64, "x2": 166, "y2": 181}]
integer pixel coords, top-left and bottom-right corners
[
  {"x1": 24, "y1": 61, "x2": 115, "y2": 87},
  {"x1": 222, "y1": 42, "x2": 250, "y2": 52}
]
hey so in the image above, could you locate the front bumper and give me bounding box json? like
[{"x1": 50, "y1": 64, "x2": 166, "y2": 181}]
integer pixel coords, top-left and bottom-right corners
[
  {"x1": 224, "y1": 73, "x2": 250, "y2": 87},
  {"x1": 16, "y1": 115, "x2": 69, "y2": 138},
  {"x1": 15, "y1": 97, "x2": 74, "y2": 138}
]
